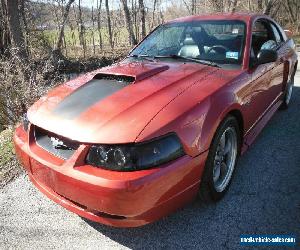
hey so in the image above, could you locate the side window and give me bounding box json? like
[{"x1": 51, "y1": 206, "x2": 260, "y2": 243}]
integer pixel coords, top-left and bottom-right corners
[
  {"x1": 251, "y1": 19, "x2": 280, "y2": 57},
  {"x1": 251, "y1": 21, "x2": 269, "y2": 56},
  {"x1": 253, "y1": 21, "x2": 268, "y2": 39},
  {"x1": 270, "y1": 23, "x2": 284, "y2": 45}
]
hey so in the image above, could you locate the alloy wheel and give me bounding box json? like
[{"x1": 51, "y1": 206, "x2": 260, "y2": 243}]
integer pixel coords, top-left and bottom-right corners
[{"x1": 213, "y1": 127, "x2": 238, "y2": 192}]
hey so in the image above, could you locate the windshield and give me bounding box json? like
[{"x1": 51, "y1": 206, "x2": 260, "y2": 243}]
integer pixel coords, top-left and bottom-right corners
[{"x1": 130, "y1": 20, "x2": 246, "y2": 69}]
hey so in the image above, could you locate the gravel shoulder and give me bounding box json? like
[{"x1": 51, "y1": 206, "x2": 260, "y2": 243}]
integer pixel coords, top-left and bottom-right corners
[{"x1": 1, "y1": 67, "x2": 300, "y2": 250}]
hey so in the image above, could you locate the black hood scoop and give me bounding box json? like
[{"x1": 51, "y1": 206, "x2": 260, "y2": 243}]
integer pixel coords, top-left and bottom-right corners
[
  {"x1": 94, "y1": 73, "x2": 135, "y2": 84},
  {"x1": 52, "y1": 74, "x2": 133, "y2": 119}
]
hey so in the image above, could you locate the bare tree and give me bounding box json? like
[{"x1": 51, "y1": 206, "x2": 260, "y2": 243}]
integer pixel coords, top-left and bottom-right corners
[
  {"x1": 121, "y1": 0, "x2": 137, "y2": 45},
  {"x1": 6, "y1": 0, "x2": 28, "y2": 61},
  {"x1": 96, "y1": 0, "x2": 103, "y2": 50},
  {"x1": 257, "y1": 0, "x2": 263, "y2": 10},
  {"x1": 0, "y1": 0, "x2": 11, "y2": 55},
  {"x1": 105, "y1": 0, "x2": 114, "y2": 49},
  {"x1": 91, "y1": 5, "x2": 96, "y2": 55},
  {"x1": 132, "y1": 0, "x2": 138, "y2": 41},
  {"x1": 19, "y1": 0, "x2": 28, "y2": 47},
  {"x1": 230, "y1": 0, "x2": 238, "y2": 12},
  {"x1": 55, "y1": 0, "x2": 75, "y2": 53},
  {"x1": 150, "y1": 0, "x2": 157, "y2": 30},
  {"x1": 139, "y1": 0, "x2": 146, "y2": 38},
  {"x1": 192, "y1": 0, "x2": 196, "y2": 14},
  {"x1": 264, "y1": 0, "x2": 278, "y2": 15},
  {"x1": 182, "y1": 0, "x2": 192, "y2": 14},
  {"x1": 284, "y1": 0, "x2": 300, "y2": 32},
  {"x1": 77, "y1": 0, "x2": 86, "y2": 58}
]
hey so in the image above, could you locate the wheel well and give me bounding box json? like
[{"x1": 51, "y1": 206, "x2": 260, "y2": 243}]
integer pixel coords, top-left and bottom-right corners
[{"x1": 228, "y1": 109, "x2": 244, "y2": 143}]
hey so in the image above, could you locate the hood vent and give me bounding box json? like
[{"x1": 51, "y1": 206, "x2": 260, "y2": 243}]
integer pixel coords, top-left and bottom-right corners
[{"x1": 94, "y1": 73, "x2": 135, "y2": 84}]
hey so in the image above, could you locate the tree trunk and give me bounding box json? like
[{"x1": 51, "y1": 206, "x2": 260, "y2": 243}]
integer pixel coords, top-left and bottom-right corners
[
  {"x1": 78, "y1": 0, "x2": 86, "y2": 58},
  {"x1": 182, "y1": 0, "x2": 192, "y2": 14},
  {"x1": 139, "y1": 0, "x2": 146, "y2": 38},
  {"x1": 96, "y1": 0, "x2": 103, "y2": 50},
  {"x1": 105, "y1": 0, "x2": 113, "y2": 49},
  {"x1": 192, "y1": 0, "x2": 196, "y2": 14},
  {"x1": 150, "y1": 0, "x2": 157, "y2": 30},
  {"x1": 121, "y1": 0, "x2": 137, "y2": 45},
  {"x1": 159, "y1": 9, "x2": 164, "y2": 24},
  {"x1": 0, "y1": 0, "x2": 11, "y2": 55},
  {"x1": 285, "y1": 0, "x2": 296, "y2": 23},
  {"x1": 91, "y1": 6, "x2": 95, "y2": 55},
  {"x1": 257, "y1": 0, "x2": 263, "y2": 10},
  {"x1": 19, "y1": 0, "x2": 28, "y2": 53},
  {"x1": 6, "y1": 0, "x2": 28, "y2": 61},
  {"x1": 264, "y1": 0, "x2": 278, "y2": 15},
  {"x1": 133, "y1": 0, "x2": 138, "y2": 42},
  {"x1": 55, "y1": 0, "x2": 75, "y2": 52},
  {"x1": 230, "y1": 0, "x2": 238, "y2": 12}
]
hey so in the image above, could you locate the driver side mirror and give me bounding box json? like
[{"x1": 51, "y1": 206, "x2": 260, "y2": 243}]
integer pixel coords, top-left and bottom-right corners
[{"x1": 256, "y1": 49, "x2": 278, "y2": 65}]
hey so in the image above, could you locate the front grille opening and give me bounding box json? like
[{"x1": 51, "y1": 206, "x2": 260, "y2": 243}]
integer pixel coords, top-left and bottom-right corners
[
  {"x1": 93, "y1": 73, "x2": 135, "y2": 84},
  {"x1": 34, "y1": 126, "x2": 79, "y2": 160},
  {"x1": 91, "y1": 211, "x2": 126, "y2": 220},
  {"x1": 63, "y1": 195, "x2": 126, "y2": 220}
]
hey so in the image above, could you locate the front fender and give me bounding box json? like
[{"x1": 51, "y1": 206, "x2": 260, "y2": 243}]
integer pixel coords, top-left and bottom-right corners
[
  {"x1": 198, "y1": 90, "x2": 243, "y2": 155},
  {"x1": 135, "y1": 83, "x2": 243, "y2": 157}
]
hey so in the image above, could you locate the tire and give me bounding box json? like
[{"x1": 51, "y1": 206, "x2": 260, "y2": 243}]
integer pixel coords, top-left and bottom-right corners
[
  {"x1": 199, "y1": 116, "x2": 241, "y2": 202},
  {"x1": 280, "y1": 69, "x2": 295, "y2": 110}
]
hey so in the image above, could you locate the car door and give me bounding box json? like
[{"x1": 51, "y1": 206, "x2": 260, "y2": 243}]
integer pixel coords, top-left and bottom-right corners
[
  {"x1": 267, "y1": 21, "x2": 286, "y2": 101},
  {"x1": 242, "y1": 19, "x2": 284, "y2": 130}
]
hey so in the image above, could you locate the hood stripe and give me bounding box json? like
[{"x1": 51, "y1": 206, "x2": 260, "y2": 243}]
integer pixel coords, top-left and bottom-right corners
[{"x1": 53, "y1": 79, "x2": 128, "y2": 119}]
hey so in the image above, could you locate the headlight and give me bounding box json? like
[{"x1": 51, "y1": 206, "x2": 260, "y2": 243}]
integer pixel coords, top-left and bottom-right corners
[
  {"x1": 22, "y1": 113, "x2": 29, "y2": 132},
  {"x1": 86, "y1": 134, "x2": 185, "y2": 171}
]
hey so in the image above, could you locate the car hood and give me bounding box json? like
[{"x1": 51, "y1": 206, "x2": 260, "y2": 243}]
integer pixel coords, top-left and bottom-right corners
[{"x1": 28, "y1": 59, "x2": 222, "y2": 143}]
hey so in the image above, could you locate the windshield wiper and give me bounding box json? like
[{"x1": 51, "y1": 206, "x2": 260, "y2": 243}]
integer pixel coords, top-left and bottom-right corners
[
  {"x1": 128, "y1": 54, "x2": 156, "y2": 62},
  {"x1": 154, "y1": 55, "x2": 220, "y2": 68}
]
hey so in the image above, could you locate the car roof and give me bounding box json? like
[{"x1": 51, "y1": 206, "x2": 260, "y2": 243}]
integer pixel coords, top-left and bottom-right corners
[{"x1": 166, "y1": 12, "x2": 267, "y2": 24}]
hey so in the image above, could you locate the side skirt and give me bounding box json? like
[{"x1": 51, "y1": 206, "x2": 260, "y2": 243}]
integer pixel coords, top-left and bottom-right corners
[{"x1": 241, "y1": 99, "x2": 283, "y2": 154}]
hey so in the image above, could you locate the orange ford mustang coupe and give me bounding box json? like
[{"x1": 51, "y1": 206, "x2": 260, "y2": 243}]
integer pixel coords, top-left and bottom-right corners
[{"x1": 14, "y1": 13, "x2": 297, "y2": 227}]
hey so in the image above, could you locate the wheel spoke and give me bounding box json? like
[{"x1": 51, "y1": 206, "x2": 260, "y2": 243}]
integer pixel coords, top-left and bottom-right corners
[
  {"x1": 224, "y1": 139, "x2": 232, "y2": 154},
  {"x1": 220, "y1": 162, "x2": 227, "y2": 178},
  {"x1": 213, "y1": 163, "x2": 221, "y2": 182},
  {"x1": 220, "y1": 133, "x2": 226, "y2": 150}
]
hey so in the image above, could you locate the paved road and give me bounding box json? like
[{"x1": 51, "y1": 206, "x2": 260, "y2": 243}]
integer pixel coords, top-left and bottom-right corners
[{"x1": 1, "y1": 67, "x2": 300, "y2": 250}]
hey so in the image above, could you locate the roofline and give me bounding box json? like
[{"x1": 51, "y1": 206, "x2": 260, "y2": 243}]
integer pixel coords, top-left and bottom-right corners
[{"x1": 165, "y1": 12, "x2": 269, "y2": 24}]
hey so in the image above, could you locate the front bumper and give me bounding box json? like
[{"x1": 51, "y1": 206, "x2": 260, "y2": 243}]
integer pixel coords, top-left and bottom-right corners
[{"x1": 14, "y1": 125, "x2": 207, "y2": 227}]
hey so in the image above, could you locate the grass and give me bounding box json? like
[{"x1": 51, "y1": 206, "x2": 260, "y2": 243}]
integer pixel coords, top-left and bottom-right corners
[
  {"x1": 0, "y1": 128, "x2": 22, "y2": 187},
  {"x1": 39, "y1": 27, "x2": 131, "y2": 59},
  {"x1": 0, "y1": 128, "x2": 14, "y2": 165},
  {"x1": 42, "y1": 27, "x2": 129, "y2": 48}
]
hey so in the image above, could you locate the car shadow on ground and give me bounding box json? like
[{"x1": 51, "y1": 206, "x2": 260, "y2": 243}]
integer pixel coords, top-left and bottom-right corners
[{"x1": 83, "y1": 86, "x2": 300, "y2": 250}]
